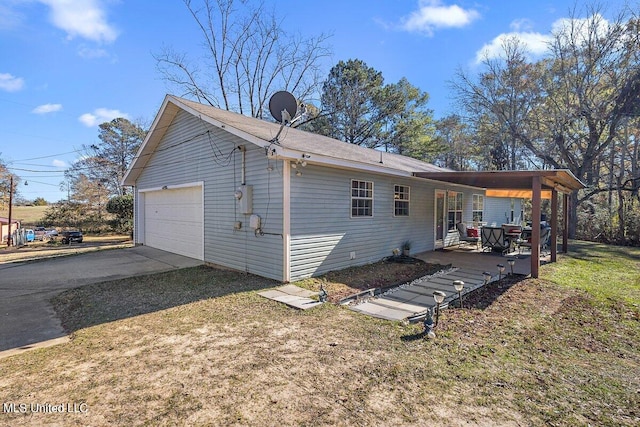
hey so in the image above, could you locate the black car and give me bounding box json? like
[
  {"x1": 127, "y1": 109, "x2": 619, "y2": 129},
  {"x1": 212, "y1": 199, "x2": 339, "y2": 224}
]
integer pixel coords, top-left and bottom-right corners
[{"x1": 61, "y1": 230, "x2": 83, "y2": 244}]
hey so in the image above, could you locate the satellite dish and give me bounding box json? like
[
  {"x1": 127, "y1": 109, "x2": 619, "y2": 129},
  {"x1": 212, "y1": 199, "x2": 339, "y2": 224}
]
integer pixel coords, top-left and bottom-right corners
[{"x1": 269, "y1": 91, "x2": 298, "y2": 124}]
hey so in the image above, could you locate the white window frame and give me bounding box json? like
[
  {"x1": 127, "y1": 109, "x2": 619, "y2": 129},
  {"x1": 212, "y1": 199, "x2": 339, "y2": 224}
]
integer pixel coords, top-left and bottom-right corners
[
  {"x1": 394, "y1": 184, "x2": 410, "y2": 217},
  {"x1": 472, "y1": 194, "x2": 484, "y2": 223},
  {"x1": 351, "y1": 179, "x2": 374, "y2": 217},
  {"x1": 447, "y1": 191, "x2": 463, "y2": 231}
]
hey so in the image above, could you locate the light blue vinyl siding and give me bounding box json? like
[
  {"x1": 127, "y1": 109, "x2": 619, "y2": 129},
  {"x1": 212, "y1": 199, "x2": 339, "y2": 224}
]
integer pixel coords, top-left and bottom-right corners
[
  {"x1": 483, "y1": 197, "x2": 524, "y2": 226},
  {"x1": 289, "y1": 165, "x2": 456, "y2": 280},
  {"x1": 134, "y1": 110, "x2": 284, "y2": 281}
]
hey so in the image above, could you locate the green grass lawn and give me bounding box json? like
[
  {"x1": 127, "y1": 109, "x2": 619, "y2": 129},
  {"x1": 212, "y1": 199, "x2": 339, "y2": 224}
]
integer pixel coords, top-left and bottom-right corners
[
  {"x1": 544, "y1": 241, "x2": 640, "y2": 304},
  {"x1": 0, "y1": 241, "x2": 638, "y2": 426}
]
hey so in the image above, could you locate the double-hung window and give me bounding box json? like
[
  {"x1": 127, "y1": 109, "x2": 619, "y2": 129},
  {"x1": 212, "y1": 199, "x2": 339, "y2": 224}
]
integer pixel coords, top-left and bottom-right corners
[
  {"x1": 447, "y1": 192, "x2": 463, "y2": 230},
  {"x1": 394, "y1": 185, "x2": 410, "y2": 216},
  {"x1": 351, "y1": 180, "x2": 373, "y2": 217},
  {"x1": 472, "y1": 194, "x2": 484, "y2": 222}
]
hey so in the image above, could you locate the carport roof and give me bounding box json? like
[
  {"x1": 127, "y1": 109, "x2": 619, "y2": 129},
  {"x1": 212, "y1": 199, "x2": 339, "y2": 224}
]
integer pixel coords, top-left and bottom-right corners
[{"x1": 414, "y1": 169, "x2": 585, "y2": 196}]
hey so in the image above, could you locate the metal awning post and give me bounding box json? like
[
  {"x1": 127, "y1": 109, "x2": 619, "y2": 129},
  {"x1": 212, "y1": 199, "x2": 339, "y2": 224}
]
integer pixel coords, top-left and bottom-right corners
[
  {"x1": 531, "y1": 175, "x2": 542, "y2": 278},
  {"x1": 562, "y1": 193, "x2": 569, "y2": 253},
  {"x1": 551, "y1": 188, "x2": 558, "y2": 262}
]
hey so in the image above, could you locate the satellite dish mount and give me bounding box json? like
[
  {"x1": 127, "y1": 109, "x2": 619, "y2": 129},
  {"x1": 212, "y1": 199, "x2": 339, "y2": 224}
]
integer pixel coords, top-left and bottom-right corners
[{"x1": 269, "y1": 91, "x2": 299, "y2": 142}]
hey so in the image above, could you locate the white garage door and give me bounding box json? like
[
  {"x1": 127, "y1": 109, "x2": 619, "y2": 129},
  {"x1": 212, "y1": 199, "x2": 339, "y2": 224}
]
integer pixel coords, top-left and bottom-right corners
[{"x1": 143, "y1": 186, "x2": 204, "y2": 260}]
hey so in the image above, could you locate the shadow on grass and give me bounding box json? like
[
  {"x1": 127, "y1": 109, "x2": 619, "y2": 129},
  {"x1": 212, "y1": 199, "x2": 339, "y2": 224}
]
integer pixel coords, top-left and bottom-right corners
[
  {"x1": 566, "y1": 240, "x2": 640, "y2": 262},
  {"x1": 400, "y1": 330, "x2": 428, "y2": 342},
  {"x1": 51, "y1": 265, "x2": 279, "y2": 334}
]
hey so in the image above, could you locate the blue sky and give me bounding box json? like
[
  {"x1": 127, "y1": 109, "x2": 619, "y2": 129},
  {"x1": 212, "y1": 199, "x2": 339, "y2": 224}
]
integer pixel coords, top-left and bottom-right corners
[{"x1": 0, "y1": 0, "x2": 630, "y2": 202}]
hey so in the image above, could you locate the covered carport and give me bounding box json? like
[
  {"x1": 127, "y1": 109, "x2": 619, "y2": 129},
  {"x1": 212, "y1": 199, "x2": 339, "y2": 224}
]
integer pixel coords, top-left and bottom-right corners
[{"x1": 413, "y1": 170, "x2": 585, "y2": 278}]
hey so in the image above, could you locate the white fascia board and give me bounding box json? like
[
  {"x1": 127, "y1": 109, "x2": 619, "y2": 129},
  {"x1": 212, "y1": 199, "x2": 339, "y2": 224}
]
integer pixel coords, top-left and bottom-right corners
[{"x1": 268, "y1": 145, "x2": 415, "y2": 178}]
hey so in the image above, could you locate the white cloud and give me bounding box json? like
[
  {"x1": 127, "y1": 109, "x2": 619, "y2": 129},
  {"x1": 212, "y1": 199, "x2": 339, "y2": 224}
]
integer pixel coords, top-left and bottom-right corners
[
  {"x1": 52, "y1": 159, "x2": 68, "y2": 168},
  {"x1": 79, "y1": 108, "x2": 128, "y2": 127},
  {"x1": 474, "y1": 14, "x2": 612, "y2": 64},
  {"x1": 475, "y1": 31, "x2": 551, "y2": 64},
  {"x1": 400, "y1": 0, "x2": 480, "y2": 36},
  {"x1": 0, "y1": 73, "x2": 25, "y2": 92},
  {"x1": 38, "y1": 0, "x2": 119, "y2": 43},
  {"x1": 551, "y1": 14, "x2": 611, "y2": 44},
  {"x1": 32, "y1": 103, "x2": 63, "y2": 114}
]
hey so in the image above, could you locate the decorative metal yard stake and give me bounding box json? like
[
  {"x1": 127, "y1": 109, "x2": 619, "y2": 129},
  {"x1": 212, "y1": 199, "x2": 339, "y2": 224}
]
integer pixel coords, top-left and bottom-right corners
[
  {"x1": 318, "y1": 284, "x2": 328, "y2": 303},
  {"x1": 423, "y1": 308, "x2": 436, "y2": 339}
]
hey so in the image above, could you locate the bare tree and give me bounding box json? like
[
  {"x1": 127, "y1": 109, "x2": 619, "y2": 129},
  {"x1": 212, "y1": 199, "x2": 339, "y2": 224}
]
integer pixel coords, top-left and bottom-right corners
[
  {"x1": 451, "y1": 3, "x2": 640, "y2": 239},
  {"x1": 450, "y1": 36, "x2": 544, "y2": 170},
  {"x1": 155, "y1": 0, "x2": 331, "y2": 118}
]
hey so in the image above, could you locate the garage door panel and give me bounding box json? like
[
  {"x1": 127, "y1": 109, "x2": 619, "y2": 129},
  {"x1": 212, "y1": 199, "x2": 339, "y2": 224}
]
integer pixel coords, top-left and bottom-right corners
[
  {"x1": 143, "y1": 187, "x2": 203, "y2": 260},
  {"x1": 146, "y1": 202, "x2": 201, "y2": 218}
]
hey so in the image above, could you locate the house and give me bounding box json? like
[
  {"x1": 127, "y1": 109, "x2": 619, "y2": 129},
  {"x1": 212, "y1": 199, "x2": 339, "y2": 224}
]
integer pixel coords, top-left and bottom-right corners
[
  {"x1": 1, "y1": 217, "x2": 20, "y2": 245},
  {"x1": 123, "y1": 95, "x2": 582, "y2": 282}
]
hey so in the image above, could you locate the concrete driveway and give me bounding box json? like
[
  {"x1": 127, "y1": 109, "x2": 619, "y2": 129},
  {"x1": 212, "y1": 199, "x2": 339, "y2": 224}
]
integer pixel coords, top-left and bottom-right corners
[{"x1": 0, "y1": 246, "x2": 202, "y2": 356}]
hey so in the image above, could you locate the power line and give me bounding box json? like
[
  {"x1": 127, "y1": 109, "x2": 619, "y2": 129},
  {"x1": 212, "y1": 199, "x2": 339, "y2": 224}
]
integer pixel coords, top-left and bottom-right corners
[
  {"x1": 10, "y1": 162, "x2": 68, "y2": 168},
  {"x1": 17, "y1": 174, "x2": 67, "y2": 178},
  {"x1": 6, "y1": 123, "x2": 243, "y2": 180},
  {"x1": 10, "y1": 150, "x2": 82, "y2": 162},
  {"x1": 7, "y1": 167, "x2": 66, "y2": 173},
  {"x1": 24, "y1": 179, "x2": 59, "y2": 187}
]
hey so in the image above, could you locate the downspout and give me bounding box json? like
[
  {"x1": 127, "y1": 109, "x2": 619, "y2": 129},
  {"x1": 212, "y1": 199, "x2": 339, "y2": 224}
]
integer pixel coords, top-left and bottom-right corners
[{"x1": 531, "y1": 175, "x2": 542, "y2": 278}]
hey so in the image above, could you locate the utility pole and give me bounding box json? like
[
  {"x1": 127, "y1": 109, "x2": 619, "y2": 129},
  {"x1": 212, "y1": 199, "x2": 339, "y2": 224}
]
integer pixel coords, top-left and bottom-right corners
[{"x1": 7, "y1": 175, "x2": 13, "y2": 247}]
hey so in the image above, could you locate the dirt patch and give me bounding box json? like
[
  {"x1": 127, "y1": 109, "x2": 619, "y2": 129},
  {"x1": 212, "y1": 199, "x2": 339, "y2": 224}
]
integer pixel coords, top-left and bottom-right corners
[
  {"x1": 460, "y1": 273, "x2": 528, "y2": 309},
  {"x1": 296, "y1": 256, "x2": 448, "y2": 303}
]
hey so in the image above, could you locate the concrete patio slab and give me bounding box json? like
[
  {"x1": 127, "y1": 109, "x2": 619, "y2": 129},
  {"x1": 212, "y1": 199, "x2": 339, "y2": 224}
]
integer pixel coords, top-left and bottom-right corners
[
  {"x1": 351, "y1": 302, "x2": 413, "y2": 321},
  {"x1": 410, "y1": 294, "x2": 441, "y2": 306},
  {"x1": 368, "y1": 298, "x2": 430, "y2": 314},
  {"x1": 276, "y1": 284, "x2": 318, "y2": 298},
  {"x1": 258, "y1": 285, "x2": 323, "y2": 310},
  {"x1": 382, "y1": 289, "x2": 426, "y2": 301}
]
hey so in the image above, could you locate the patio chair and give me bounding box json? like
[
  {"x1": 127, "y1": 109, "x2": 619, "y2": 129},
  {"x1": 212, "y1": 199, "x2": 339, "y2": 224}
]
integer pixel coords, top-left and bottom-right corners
[
  {"x1": 456, "y1": 222, "x2": 480, "y2": 248},
  {"x1": 481, "y1": 226, "x2": 511, "y2": 254},
  {"x1": 518, "y1": 227, "x2": 551, "y2": 255}
]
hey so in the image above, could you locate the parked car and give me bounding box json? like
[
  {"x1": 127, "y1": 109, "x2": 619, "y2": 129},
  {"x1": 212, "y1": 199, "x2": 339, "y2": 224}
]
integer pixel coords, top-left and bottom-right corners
[
  {"x1": 43, "y1": 229, "x2": 59, "y2": 240},
  {"x1": 61, "y1": 230, "x2": 83, "y2": 244},
  {"x1": 25, "y1": 229, "x2": 35, "y2": 242},
  {"x1": 34, "y1": 226, "x2": 46, "y2": 240}
]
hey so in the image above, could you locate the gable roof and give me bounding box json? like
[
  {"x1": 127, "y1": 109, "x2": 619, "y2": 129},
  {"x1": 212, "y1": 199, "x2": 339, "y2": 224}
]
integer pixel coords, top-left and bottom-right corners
[{"x1": 123, "y1": 95, "x2": 449, "y2": 185}]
